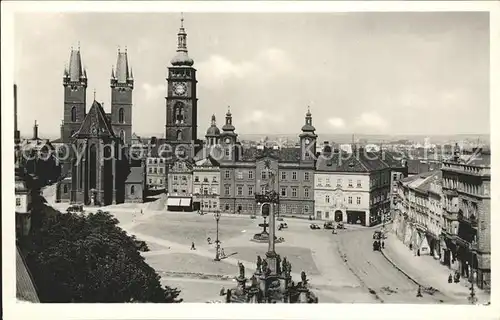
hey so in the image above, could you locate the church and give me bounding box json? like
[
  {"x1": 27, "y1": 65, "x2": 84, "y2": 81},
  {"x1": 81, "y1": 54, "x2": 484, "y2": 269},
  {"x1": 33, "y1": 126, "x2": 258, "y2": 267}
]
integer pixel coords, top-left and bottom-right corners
[{"x1": 56, "y1": 46, "x2": 145, "y2": 205}]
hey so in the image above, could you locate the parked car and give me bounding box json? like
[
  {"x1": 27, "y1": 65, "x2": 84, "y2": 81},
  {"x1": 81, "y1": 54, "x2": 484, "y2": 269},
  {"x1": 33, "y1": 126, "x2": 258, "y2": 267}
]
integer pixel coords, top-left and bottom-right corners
[
  {"x1": 278, "y1": 223, "x2": 288, "y2": 230},
  {"x1": 309, "y1": 224, "x2": 321, "y2": 230},
  {"x1": 337, "y1": 222, "x2": 345, "y2": 229},
  {"x1": 250, "y1": 215, "x2": 257, "y2": 219},
  {"x1": 373, "y1": 240, "x2": 381, "y2": 251},
  {"x1": 323, "y1": 221, "x2": 335, "y2": 229},
  {"x1": 373, "y1": 230, "x2": 382, "y2": 240}
]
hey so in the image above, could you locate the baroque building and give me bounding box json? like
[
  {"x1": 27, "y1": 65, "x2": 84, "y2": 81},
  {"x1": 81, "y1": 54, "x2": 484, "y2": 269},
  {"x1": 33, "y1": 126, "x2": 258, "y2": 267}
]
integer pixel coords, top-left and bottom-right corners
[
  {"x1": 56, "y1": 46, "x2": 145, "y2": 205},
  {"x1": 218, "y1": 109, "x2": 317, "y2": 217}
]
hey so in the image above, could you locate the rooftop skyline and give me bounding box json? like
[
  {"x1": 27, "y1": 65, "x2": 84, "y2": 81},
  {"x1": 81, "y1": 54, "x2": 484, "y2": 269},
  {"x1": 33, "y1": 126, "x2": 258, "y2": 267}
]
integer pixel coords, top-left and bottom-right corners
[{"x1": 14, "y1": 12, "x2": 490, "y2": 138}]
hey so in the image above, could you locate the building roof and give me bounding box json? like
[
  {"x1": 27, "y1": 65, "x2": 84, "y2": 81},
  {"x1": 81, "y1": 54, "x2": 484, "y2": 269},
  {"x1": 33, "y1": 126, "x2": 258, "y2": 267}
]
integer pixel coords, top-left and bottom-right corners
[
  {"x1": 381, "y1": 151, "x2": 406, "y2": 168},
  {"x1": 74, "y1": 100, "x2": 115, "y2": 138},
  {"x1": 316, "y1": 150, "x2": 389, "y2": 173},
  {"x1": 125, "y1": 167, "x2": 144, "y2": 183},
  {"x1": 16, "y1": 246, "x2": 40, "y2": 302},
  {"x1": 194, "y1": 156, "x2": 220, "y2": 168}
]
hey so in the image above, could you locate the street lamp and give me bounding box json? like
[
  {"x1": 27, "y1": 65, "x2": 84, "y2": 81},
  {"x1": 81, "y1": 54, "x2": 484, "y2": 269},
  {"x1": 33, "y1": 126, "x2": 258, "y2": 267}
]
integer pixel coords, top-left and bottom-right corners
[{"x1": 214, "y1": 210, "x2": 221, "y2": 261}]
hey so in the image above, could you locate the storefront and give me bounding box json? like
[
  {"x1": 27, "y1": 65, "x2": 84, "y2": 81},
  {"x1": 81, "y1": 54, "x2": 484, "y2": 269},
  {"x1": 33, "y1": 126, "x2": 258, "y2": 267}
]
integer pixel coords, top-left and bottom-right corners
[{"x1": 166, "y1": 197, "x2": 193, "y2": 212}]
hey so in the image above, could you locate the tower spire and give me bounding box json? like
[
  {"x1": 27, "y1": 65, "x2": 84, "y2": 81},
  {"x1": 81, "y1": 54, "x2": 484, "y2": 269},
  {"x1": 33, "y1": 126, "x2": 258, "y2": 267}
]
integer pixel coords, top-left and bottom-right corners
[
  {"x1": 170, "y1": 13, "x2": 194, "y2": 66},
  {"x1": 93, "y1": 88, "x2": 96, "y2": 101}
]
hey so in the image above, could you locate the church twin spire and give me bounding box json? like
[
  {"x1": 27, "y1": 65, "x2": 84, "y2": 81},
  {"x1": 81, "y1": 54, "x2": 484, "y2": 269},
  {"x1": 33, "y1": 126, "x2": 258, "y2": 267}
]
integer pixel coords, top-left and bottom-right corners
[{"x1": 111, "y1": 47, "x2": 134, "y2": 86}]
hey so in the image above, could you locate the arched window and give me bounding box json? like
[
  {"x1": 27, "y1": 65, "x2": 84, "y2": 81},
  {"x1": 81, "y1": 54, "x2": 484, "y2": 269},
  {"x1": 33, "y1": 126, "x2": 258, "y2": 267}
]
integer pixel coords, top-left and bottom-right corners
[
  {"x1": 130, "y1": 185, "x2": 135, "y2": 195},
  {"x1": 119, "y1": 108, "x2": 125, "y2": 124},
  {"x1": 89, "y1": 144, "x2": 97, "y2": 189},
  {"x1": 174, "y1": 102, "x2": 185, "y2": 124},
  {"x1": 71, "y1": 106, "x2": 77, "y2": 122},
  {"x1": 120, "y1": 130, "x2": 125, "y2": 143},
  {"x1": 176, "y1": 130, "x2": 183, "y2": 141}
]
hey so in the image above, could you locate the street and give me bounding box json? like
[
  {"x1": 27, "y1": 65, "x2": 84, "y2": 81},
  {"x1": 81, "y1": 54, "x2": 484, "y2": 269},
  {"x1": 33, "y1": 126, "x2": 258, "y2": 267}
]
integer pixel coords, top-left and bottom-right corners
[{"x1": 336, "y1": 227, "x2": 456, "y2": 303}]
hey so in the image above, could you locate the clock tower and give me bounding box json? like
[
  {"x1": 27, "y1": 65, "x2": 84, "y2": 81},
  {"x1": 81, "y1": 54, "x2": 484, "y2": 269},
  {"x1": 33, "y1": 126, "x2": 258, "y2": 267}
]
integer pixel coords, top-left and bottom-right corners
[
  {"x1": 166, "y1": 15, "x2": 198, "y2": 159},
  {"x1": 299, "y1": 107, "x2": 317, "y2": 163}
]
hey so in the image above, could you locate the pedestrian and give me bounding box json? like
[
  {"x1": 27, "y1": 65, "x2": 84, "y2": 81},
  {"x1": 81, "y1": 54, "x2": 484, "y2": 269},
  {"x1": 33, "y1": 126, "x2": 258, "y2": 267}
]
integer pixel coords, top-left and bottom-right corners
[
  {"x1": 416, "y1": 286, "x2": 423, "y2": 297},
  {"x1": 221, "y1": 248, "x2": 225, "y2": 258},
  {"x1": 191, "y1": 242, "x2": 196, "y2": 250},
  {"x1": 207, "y1": 237, "x2": 212, "y2": 245},
  {"x1": 381, "y1": 241, "x2": 385, "y2": 249},
  {"x1": 448, "y1": 274, "x2": 453, "y2": 283}
]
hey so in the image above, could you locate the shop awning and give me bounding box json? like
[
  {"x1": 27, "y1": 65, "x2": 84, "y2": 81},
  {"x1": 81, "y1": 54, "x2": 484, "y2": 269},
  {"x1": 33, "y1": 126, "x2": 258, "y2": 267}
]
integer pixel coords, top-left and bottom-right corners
[
  {"x1": 167, "y1": 198, "x2": 181, "y2": 206},
  {"x1": 180, "y1": 198, "x2": 192, "y2": 207}
]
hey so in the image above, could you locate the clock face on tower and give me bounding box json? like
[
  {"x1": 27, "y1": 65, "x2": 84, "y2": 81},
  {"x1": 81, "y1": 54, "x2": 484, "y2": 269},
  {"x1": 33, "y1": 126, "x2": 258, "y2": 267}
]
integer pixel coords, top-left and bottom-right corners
[
  {"x1": 173, "y1": 82, "x2": 187, "y2": 96},
  {"x1": 225, "y1": 137, "x2": 231, "y2": 144},
  {"x1": 304, "y1": 138, "x2": 310, "y2": 145}
]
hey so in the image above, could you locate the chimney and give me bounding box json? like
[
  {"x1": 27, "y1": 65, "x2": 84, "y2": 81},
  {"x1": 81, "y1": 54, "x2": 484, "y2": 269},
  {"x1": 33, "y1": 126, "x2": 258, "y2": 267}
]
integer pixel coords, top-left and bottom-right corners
[
  {"x1": 14, "y1": 84, "x2": 20, "y2": 144},
  {"x1": 33, "y1": 120, "x2": 38, "y2": 140}
]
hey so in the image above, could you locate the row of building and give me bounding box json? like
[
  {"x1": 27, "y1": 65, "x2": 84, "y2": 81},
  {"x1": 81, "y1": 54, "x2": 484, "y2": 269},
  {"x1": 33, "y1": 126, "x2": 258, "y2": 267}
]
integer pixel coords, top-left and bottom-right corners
[{"x1": 392, "y1": 146, "x2": 491, "y2": 289}]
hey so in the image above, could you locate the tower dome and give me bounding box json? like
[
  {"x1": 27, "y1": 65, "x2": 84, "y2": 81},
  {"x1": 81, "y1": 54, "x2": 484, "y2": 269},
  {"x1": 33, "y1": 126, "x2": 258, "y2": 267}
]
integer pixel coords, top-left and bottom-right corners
[{"x1": 206, "y1": 114, "x2": 220, "y2": 136}]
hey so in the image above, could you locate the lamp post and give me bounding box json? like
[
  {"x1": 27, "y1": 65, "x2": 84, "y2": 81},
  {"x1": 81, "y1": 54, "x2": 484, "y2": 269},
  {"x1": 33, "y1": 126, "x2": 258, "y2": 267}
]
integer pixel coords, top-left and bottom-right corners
[
  {"x1": 214, "y1": 210, "x2": 221, "y2": 261},
  {"x1": 200, "y1": 182, "x2": 204, "y2": 215}
]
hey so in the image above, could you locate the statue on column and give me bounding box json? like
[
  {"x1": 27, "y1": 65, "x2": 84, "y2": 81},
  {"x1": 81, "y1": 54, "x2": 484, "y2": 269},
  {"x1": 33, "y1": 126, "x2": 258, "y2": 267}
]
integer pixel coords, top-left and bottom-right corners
[
  {"x1": 301, "y1": 271, "x2": 308, "y2": 286},
  {"x1": 276, "y1": 254, "x2": 282, "y2": 275},
  {"x1": 256, "y1": 255, "x2": 262, "y2": 273},
  {"x1": 262, "y1": 259, "x2": 268, "y2": 275},
  {"x1": 282, "y1": 257, "x2": 289, "y2": 277},
  {"x1": 238, "y1": 261, "x2": 245, "y2": 279}
]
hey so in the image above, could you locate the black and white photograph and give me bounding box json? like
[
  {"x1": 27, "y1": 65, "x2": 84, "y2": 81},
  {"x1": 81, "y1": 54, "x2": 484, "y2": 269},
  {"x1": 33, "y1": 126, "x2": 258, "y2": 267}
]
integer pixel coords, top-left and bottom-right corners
[{"x1": 2, "y1": 1, "x2": 499, "y2": 319}]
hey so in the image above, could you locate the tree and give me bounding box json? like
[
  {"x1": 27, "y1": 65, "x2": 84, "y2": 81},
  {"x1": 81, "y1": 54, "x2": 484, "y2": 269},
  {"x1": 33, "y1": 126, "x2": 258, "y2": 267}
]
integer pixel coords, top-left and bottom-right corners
[{"x1": 18, "y1": 208, "x2": 182, "y2": 303}]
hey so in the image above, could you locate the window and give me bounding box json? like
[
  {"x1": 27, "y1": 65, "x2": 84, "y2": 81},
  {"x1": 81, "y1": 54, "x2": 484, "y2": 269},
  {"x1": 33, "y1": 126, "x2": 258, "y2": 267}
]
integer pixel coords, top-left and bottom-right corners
[
  {"x1": 280, "y1": 204, "x2": 286, "y2": 213},
  {"x1": 281, "y1": 172, "x2": 287, "y2": 180},
  {"x1": 159, "y1": 168, "x2": 163, "y2": 174},
  {"x1": 225, "y1": 148, "x2": 230, "y2": 156},
  {"x1": 212, "y1": 176, "x2": 217, "y2": 183},
  {"x1": 248, "y1": 171, "x2": 254, "y2": 179},
  {"x1": 325, "y1": 212, "x2": 330, "y2": 219},
  {"x1": 304, "y1": 205, "x2": 309, "y2": 214},
  {"x1": 154, "y1": 159, "x2": 158, "y2": 164},
  {"x1": 236, "y1": 171, "x2": 243, "y2": 180},
  {"x1": 225, "y1": 204, "x2": 230, "y2": 211},
  {"x1": 292, "y1": 171, "x2": 297, "y2": 180},
  {"x1": 159, "y1": 179, "x2": 163, "y2": 185},
  {"x1": 281, "y1": 187, "x2": 287, "y2": 197},
  {"x1": 356, "y1": 196, "x2": 361, "y2": 205},
  {"x1": 204, "y1": 177, "x2": 209, "y2": 183},
  {"x1": 149, "y1": 179, "x2": 152, "y2": 184},
  {"x1": 291, "y1": 205, "x2": 297, "y2": 214},
  {"x1": 194, "y1": 176, "x2": 199, "y2": 182},
  {"x1": 304, "y1": 188, "x2": 309, "y2": 198},
  {"x1": 248, "y1": 186, "x2": 254, "y2": 196},
  {"x1": 237, "y1": 186, "x2": 243, "y2": 196},
  {"x1": 225, "y1": 185, "x2": 230, "y2": 195},
  {"x1": 291, "y1": 187, "x2": 298, "y2": 197},
  {"x1": 194, "y1": 187, "x2": 200, "y2": 194},
  {"x1": 149, "y1": 168, "x2": 153, "y2": 173},
  {"x1": 173, "y1": 176, "x2": 178, "y2": 181},
  {"x1": 337, "y1": 179, "x2": 342, "y2": 187},
  {"x1": 261, "y1": 171, "x2": 267, "y2": 180},
  {"x1": 304, "y1": 172, "x2": 310, "y2": 181},
  {"x1": 181, "y1": 189, "x2": 186, "y2": 193},
  {"x1": 154, "y1": 168, "x2": 157, "y2": 174},
  {"x1": 261, "y1": 186, "x2": 266, "y2": 194},
  {"x1": 318, "y1": 178, "x2": 323, "y2": 186},
  {"x1": 348, "y1": 196, "x2": 352, "y2": 204},
  {"x1": 130, "y1": 185, "x2": 135, "y2": 195},
  {"x1": 119, "y1": 108, "x2": 125, "y2": 123},
  {"x1": 357, "y1": 180, "x2": 362, "y2": 188},
  {"x1": 16, "y1": 198, "x2": 21, "y2": 206},
  {"x1": 348, "y1": 179, "x2": 353, "y2": 187},
  {"x1": 225, "y1": 170, "x2": 230, "y2": 179},
  {"x1": 248, "y1": 203, "x2": 253, "y2": 211},
  {"x1": 211, "y1": 187, "x2": 217, "y2": 194},
  {"x1": 71, "y1": 106, "x2": 77, "y2": 122},
  {"x1": 148, "y1": 159, "x2": 153, "y2": 164},
  {"x1": 173, "y1": 188, "x2": 178, "y2": 193},
  {"x1": 204, "y1": 187, "x2": 209, "y2": 195},
  {"x1": 326, "y1": 195, "x2": 330, "y2": 203}
]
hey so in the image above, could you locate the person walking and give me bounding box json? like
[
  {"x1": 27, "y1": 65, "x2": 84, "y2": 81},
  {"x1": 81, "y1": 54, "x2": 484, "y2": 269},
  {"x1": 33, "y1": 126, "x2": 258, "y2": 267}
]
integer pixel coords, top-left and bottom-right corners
[{"x1": 191, "y1": 242, "x2": 196, "y2": 250}]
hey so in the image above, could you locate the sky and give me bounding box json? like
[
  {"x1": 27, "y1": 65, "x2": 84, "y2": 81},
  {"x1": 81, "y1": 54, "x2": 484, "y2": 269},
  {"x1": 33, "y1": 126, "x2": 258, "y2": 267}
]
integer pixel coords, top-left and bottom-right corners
[{"x1": 14, "y1": 12, "x2": 490, "y2": 139}]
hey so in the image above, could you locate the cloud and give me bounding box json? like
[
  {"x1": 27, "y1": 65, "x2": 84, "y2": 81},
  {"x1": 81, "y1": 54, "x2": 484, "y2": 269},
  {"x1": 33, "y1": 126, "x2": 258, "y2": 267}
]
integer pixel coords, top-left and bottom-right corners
[
  {"x1": 327, "y1": 117, "x2": 346, "y2": 129},
  {"x1": 197, "y1": 48, "x2": 295, "y2": 88},
  {"x1": 355, "y1": 112, "x2": 388, "y2": 131},
  {"x1": 142, "y1": 83, "x2": 164, "y2": 100}
]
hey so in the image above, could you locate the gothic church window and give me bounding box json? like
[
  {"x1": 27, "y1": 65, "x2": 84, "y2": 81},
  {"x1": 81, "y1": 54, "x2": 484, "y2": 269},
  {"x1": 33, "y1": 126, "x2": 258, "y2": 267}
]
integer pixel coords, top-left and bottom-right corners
[
  {"x1": 71, "y1": 106, "x2": 77, "y2": 122},
  {"x1": 119, "y1": 108, "x2": 125, "y2": 124},
  {"x1": 174, "y1": 102, "x2": 185, "y2": 124},
  {"x1": 130, "y1": 185, "x2": 135, "y2": 195},
  {"x1": 176, "y1": 130, "x2": 183, "y2": 141}
]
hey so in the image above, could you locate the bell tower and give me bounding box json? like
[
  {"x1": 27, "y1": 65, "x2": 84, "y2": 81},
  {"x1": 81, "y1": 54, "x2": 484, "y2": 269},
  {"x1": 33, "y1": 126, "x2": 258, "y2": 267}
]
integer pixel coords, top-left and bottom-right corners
[
  {"x1": 220, "y1": 107, "x2": 239, "y2": 162},
  {"x1": 62, "y1": 45, "x2": 87, "y2": 143},
  {"x1": 299, "y1": 107, "x2": 317, "y2": 163},
  {"x1": 110, "y1": 47, "x2": 134, "y2": 145},
  {"x1": 166, "y1": 14, "x2": 198, "y2": 159}
]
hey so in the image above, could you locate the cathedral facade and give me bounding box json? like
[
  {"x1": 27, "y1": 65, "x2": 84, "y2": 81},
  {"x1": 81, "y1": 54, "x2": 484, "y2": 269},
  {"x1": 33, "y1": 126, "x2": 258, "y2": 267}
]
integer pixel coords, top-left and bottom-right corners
[{"x1": 56, "y1": 47, "x2": 145, "y2": 205}]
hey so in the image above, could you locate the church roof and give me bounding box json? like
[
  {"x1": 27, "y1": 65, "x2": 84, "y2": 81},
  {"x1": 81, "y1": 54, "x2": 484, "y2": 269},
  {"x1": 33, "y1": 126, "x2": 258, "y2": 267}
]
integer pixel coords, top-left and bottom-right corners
[
  {"x1": 66, "y1": 48, "x2": 86, "y2": 82},
  {"x1": 115, "y1": 49, "x2": 132, "y2": 83},
  {"x1": 74, "y1": 100, "x2": 115, "y2": 138}
]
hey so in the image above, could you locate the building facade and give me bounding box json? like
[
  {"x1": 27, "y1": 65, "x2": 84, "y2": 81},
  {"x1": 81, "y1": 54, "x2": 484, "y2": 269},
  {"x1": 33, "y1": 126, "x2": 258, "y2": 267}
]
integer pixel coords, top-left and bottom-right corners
[
  {"x1": 218, "y1": 109, "x2": 317, "y2": 217},
  {"x1": 441, "y1": 147, "x2": 491, "y2": 289},
  {"x1": 192, "y1": 156, "x2": 220, "y2": 212},
  {"x1": 315, "y1": 145, "x2": 391, "y2": 227}
]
